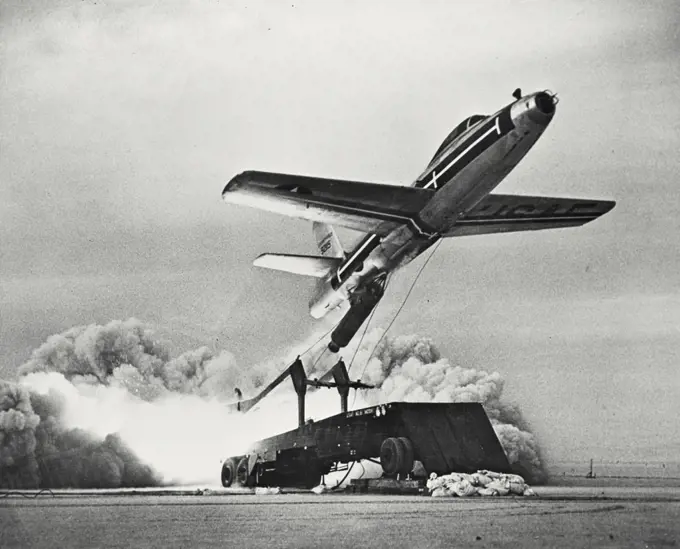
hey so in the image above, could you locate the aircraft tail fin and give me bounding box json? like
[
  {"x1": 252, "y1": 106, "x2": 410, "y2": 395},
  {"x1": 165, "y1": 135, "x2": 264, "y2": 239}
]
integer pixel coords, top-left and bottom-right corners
[
  {"x1": 254, "y1": 253, "x2": 342, "y2": 278},
  {"x1": 313, "y1": 222, "x2": 345, "y2": 258}
]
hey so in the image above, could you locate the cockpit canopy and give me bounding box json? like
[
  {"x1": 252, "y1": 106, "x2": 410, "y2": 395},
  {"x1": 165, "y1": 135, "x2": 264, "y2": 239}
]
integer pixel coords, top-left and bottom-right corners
[{"x1": 430, "y1": 114, "x2": 487, "y2": 162}]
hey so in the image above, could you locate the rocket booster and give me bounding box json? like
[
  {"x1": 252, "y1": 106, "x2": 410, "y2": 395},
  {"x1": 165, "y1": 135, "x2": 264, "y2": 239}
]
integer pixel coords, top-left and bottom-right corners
[{"x1": 328, "y1": 276, "x2": 385, "y2": 352}]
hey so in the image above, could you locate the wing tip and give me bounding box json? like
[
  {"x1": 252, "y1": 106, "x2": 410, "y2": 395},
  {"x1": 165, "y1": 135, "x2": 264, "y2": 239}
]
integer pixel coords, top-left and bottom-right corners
[
  {"x1": 603, "y1": 199, "x2": 616, "y2": 213},
  {"x1": 589, "y1": 199, "x2": 616, "y2": 220},
  {"x1": 222, "y1": 171, "x2": 258, "y2": 197}
]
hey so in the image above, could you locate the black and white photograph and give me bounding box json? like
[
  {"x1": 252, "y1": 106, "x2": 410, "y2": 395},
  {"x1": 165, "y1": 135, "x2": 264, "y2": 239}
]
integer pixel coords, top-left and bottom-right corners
[{"x1": 1, "y1": 1, "x2": 678, "y2": 547}]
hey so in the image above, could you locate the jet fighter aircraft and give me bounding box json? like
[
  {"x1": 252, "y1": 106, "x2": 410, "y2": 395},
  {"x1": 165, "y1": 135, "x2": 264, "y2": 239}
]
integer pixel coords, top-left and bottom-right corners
[{"x1": 222, "y1": 89, "x2": 615, "y2": 351}]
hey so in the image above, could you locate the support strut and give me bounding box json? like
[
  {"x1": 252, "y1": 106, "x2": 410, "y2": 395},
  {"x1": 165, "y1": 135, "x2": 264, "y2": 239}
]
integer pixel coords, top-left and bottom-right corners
[{"x1": 289, "y1": 357, "x2": 307, "y2": 427}]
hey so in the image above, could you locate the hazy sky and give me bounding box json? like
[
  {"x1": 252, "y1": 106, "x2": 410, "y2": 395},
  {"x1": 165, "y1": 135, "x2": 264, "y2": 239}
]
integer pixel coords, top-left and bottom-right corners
[{"x1": 2, "y1": 0, "x2": 679, "y2": 465}]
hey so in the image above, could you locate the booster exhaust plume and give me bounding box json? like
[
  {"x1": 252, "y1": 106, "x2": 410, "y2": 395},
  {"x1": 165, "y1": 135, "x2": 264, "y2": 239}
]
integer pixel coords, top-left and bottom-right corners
[{"x1": 1, "y1": 319, "x2": 546, "y2": 488}]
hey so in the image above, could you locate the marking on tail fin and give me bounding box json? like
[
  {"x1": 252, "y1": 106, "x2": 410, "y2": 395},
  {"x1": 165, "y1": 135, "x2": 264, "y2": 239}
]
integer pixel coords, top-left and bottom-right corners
[{"x1": 313, "y1": 222, "x2": 345, "y2": 258}]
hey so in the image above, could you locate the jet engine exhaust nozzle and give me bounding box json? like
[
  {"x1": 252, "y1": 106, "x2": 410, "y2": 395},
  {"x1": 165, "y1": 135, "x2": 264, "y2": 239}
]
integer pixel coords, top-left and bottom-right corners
[{"x1": 535, "y1": 91, "x2": 556, "y2": 115}]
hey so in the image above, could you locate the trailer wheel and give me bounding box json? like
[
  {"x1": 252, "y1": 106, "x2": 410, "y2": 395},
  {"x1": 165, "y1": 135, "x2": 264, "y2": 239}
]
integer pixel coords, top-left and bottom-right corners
[
  {"x1": 236, "y1": 457, "x2": 254, "y2": 487},
  {"x1": 380, "y1": 437, "x2": 405, "y2": 476},
  {"x1": 397, "y1": 437, "x2": 415, "y2": 475},
  {"x1": 221, "y1": 457, "x2": 238, "y2": 487}
]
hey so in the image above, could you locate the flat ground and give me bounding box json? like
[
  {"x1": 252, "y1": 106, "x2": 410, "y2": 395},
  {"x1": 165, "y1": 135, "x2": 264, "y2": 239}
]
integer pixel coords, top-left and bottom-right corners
[{"x1": 1, "y1": 486, "x2": 678, "y2": 549}]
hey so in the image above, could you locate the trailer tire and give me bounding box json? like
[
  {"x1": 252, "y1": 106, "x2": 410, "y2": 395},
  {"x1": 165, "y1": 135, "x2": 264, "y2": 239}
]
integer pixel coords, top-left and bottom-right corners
[
  {"x1": 221, "y1": 457, "x2": 239, "y2": 487},
  {"x1": 236, "y1": 457, "x2": 254, "y2": 487},
  {"x1": 397, "y1": 437, "x2": 415, "y2": 475},
  {"x1": 380, "y1": 437, "x2": 405, "y2": 476}
]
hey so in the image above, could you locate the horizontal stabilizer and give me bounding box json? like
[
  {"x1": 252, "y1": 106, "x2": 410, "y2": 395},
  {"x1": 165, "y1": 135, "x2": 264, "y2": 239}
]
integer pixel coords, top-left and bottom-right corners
[
  {"x1": 446, "y1": 193, "x2": 615, "y2": 237},
  {"x1": 253, "y1": 253, "x2": 342, "y2": 278}
]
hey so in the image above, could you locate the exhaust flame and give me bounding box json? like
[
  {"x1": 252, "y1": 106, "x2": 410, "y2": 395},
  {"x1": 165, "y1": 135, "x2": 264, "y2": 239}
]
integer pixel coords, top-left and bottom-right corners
[{"x1": 1, "y1": 319, "x2": 545, "y2": 488}]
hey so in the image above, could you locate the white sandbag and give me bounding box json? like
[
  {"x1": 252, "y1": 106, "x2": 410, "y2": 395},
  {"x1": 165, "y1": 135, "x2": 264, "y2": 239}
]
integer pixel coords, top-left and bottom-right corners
[
  {"x1": 429, "y1": 472, "x2": 464, "y2": 491},
  {"x1": 478, "y1": 470, "x2": 503, "y2": 480},
  {"x1": 428, "y1": 470, "x2": 535, "y2": 497},
  {"x1": 311, "y1": 484, "x2": 328, "y2": 494},
  {"x1": 508, "y1": 481, "x2": 526, "y2": 495},
  {"x1": 450, "y1": 480, "x2": 477, "y2": 497},
  {"x1": 458, "y1": 473, "x2": 475, "y2": 485},
  {"x1": 471, "y1": 473, "x2": 492, "y2": 487},
  {"x1": 255, "y1": 487, "x2": 281, "y2": 495},
  {"x1": 486, "y1": 480, "x2": 510, "y2": 496},
  {"x1": 502, "y1": 474, "x2": 526, "y2": 485},
  {"x1": 427, "y1": 476, "x2": 448, "y2": 491},
  {"x1": 431, "y1": 486, "x2": 452, "y2": 498},
  {"x1": 442, "y1": 473, "x2": 464, "y2": 483}
]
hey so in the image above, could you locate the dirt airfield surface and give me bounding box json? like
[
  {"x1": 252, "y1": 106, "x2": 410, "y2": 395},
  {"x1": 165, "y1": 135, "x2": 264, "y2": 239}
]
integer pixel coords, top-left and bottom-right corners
[{"x1": 2, "y1": 485, "x2": 679, "y2": 549}]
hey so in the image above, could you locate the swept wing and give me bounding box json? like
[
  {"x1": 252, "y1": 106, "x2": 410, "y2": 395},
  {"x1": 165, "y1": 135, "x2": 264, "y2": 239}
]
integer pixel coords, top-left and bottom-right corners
[
  {"x1": 223, "y1": 171, "x2": 614, "y2": 237},
  {"x1": 222, "y1": 170, "x2": 435, "y2": 236}
]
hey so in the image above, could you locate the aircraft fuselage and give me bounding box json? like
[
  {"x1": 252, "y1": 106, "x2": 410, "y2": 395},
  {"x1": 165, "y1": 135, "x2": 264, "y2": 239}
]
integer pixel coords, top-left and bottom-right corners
[{"x1": 310, "y1": 90, "x2": 557, "y2": 318}]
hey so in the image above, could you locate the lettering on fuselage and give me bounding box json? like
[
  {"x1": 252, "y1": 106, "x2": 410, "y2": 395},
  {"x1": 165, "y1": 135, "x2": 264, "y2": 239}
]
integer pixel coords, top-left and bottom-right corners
[{"x1": 416, "y1": 106, "x2": 515, "y2": 191}]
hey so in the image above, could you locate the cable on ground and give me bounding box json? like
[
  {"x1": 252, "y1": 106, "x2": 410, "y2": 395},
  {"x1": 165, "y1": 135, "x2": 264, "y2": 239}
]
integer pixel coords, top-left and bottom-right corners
[{"x1": 330, "y1": 461, "x2": 356, "y2": 490}]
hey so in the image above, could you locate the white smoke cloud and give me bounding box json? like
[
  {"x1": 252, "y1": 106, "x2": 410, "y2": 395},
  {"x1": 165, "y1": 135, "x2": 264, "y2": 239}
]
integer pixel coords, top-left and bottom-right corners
[
  {"x1": 0, "y1": 377, "x2": 160, "y2": 489},
  {"x1": 1, "y1": 319, "x2": 545, "y2": 488},
  {"x1": 18, "y1": 318, "x2": 250, "y2": 400},
  {"x1": 2, "y1": 319, "x2": 258, "y2": 488},
  {"x1": 19, "y1": 372, "x2": 252, "y2": 485},
  {"x1": 0, "y1": 383, "x2": 41, "y2": 485},
  {"x1": 350, "y1": 332, "x2": 545, "y2": 482},
  {"x1": 1, "y1": 317, "x2": 350, "y2": 488}
]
